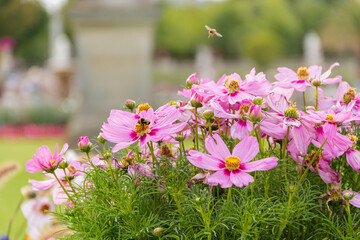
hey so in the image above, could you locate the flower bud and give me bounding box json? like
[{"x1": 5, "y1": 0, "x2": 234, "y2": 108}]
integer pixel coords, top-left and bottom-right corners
[
  {"x1": 190, "y1": 96, "x2": 203, "y2": 108},
  {"x1": 153, "y1": 227, "x2": 164, "y2": 237},
  {"x1": 195, "y1": 197, "x2": 205, "y2": 205},
  {"x1": 202, "y1": 109, "x2": 214, "y2": 120},
  {"x1": 125, "y1": 99, "x2": 136, "y2": 111},
  {"x1": 343, "y1": 191, "x2": 355, "y2": 201},
  {"x1": 78, "y1": 136, "x2": 93, "y2": 153},
  {"x1": 186, "y1": 73, "x2": 199, "y2": 89},
  {"x1": 305, "y1": 106, "x2": 316, "y2": 111},
  {"x1": 58, "y1": 160, "x2": 69, "y2": 169},
  {"x1": 248, "y1": 105, "x2": 262, "y2": 122},
  {"x1": 97, "y1": 132, "x2": 107, "y2": 144},
  {"x1": 311, "y1": 79, "x2": 321, "y2": 87},
  {"x1": 252, "y1": 97, "x2": 263, "y2": 105},
  {"x1": 103, "y1": 151, "x2": 112, "y2": 160}
]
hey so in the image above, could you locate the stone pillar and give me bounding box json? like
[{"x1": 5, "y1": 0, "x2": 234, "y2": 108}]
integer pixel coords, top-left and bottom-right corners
[{"x1": 68, "y1": 3, "x2": 158, "y2": 140}]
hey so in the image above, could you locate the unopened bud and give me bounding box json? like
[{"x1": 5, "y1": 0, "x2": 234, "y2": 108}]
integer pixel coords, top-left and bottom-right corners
[
  {"x1": 311, "y1": 79, "x2": 321, "y2": 87},
  {"x1": 190, "y1": 96, "x2": 203, "y2": 108},
  {"x1": 203, "y1": 109, "x2": 214, "y2": 120},
  {"x1": 97, "y1": 132, "x2": 107, "y2": 144},
  {"x1": 343, "y1": 191, "x2": 355, "y2": 201},
  {"x1": 186, "y1": 73, "x2": 199, "y2": 89},
  {"x1": 78, "y1": 136, "x2": 93, "y2": 153},
  {"x1": 252, "y1": 97, "x2": 263, "y2": 105},
  {"x1": 125, "y1": 99, "x2": 136, "y2": 111},
  {"x1": 153, "y1": 227, "x2": 164, "y2": 237},
  {"x1": 248, "y1": 105, "x2": 262, "y2": 122}
]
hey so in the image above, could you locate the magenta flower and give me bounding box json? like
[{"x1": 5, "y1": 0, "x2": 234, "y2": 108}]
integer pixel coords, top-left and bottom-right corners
[
  {"x1": 187, "y1": 134, "x2": 278, "y2": 188},
  {"x1": 78, "y1": 136, "x2": 92, "y2": 152},
  {"x1": 101, "y1": 105, "x2": 186, "y2": 152},
  {"x1": 25, "y1": 143, "x2": 69, "y2": 173}
]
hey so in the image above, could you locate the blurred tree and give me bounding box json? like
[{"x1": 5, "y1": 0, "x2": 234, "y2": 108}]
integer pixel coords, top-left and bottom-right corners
[{"x1": 0, "y1": 0, "x2": 49, "y2": 65}]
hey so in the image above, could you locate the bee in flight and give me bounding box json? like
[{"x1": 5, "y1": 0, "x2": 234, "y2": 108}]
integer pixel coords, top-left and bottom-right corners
[
  {"x1": 205, "y1": 25, "x2": 222, "y2": 38},
  {"x1": 138, "y1": 118, "x2": 151, "y2": 126}
]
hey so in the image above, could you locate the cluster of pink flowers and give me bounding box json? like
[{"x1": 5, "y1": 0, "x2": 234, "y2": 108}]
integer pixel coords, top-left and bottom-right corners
[{"x1": 24, "y1": 63, "x2": 360, "y2": 228}]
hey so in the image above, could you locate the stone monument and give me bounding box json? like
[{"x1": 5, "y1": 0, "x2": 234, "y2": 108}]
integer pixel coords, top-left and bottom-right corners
[
  {"x1": 303, "y1": 31, "x2": 323, "y2": 66},
  {"x1": 68, "y1": 0, "x2": 159, "y2": 141}
]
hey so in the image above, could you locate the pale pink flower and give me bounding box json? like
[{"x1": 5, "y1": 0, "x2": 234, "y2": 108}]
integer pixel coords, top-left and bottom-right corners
[
  {"x1": 187, "y1": 134, "x2": 278, "y2": 188},
  {"x1": 25, "y1": 143, "x2": 69, "y2": 173}
]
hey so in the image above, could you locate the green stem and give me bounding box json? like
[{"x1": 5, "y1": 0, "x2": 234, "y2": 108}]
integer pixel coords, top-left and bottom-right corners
[
  {"x1": 282, "y1": 127, "x2": 290, "y2": 160},
  {"x1": 315, "y1": 86, "x2": 319, "y2": 111},
  {"x1": 257, "y1": 123, "x2": 263, "y2": 155},
  {"x1": 297, "y1": 138, "x2": 327, "y2": 189},
  {"x1": 208, "y1": 119, "x2": 213, "y2": 137},
  {"x1": 53, "y1": 171, "x2": 74, "y2": 204},
  {"x1": 226, "y1": 187, "x2": 232, "y2": 206},
  {"x1": 63, "y1": 169, "x2": 77, "y2": 197},
  {"x1": 195, "y1": 107, "x2": 199, "y2": 150},
  {"x1": 86, "y1": 152, "x2": 96, "y2": 169},
  {"x1": 303, "y1": 92, "x2": 306, "y2": 110},
  {"x1": 148, "y1": 142, "x2": 159, "y2": 167}
]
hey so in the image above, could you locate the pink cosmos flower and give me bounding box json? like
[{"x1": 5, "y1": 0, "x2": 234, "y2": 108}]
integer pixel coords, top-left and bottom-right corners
[
  {"x1": 319, "y1": 81, "x2": 360, "y2": 113},
  {"x1": 25, "y1": 143, "x2": 69, "y2": 173},
  {"x1": 274, "y1": 62, "x2": 341, "y2": 93},
  {"x1": 216, "y1": 69, "x2": 271, "y2": 104},
  {"x1": 28, "y1": 160, "x2": 84, "y2": 191},
  {"x1": 102, "y1": 105, "x2": 186, "y2": 152},
  {"x1": 187, "y1": 134, "x2": 278, "y2": 188},
  {"x1": 303, "y1": 109, "x2": 353, "y2": 140}
]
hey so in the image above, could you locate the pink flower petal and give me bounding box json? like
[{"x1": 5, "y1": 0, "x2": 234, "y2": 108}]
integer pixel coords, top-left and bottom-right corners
[
  {"x1": 346, "y1": 149, "x2": 360, "y2": 172},
  {"x1": 29, "y1": 179, "x2": 57, "y2": 190},
  {"x1": 207, "y1": 169, "x2": 232, "y2": 188},
  {"x1": 230, "y1": 170, "x2": 254, "y2": 187},
  {"x1": 231, "y1": 120, "x2": 251, "y2": 140},
  {"x1": 241, "y1": 157, "x2": 278, "y2": 172},
  {"x1": 25, "y1": 159, "x2": 43, "y2": 173},
  {"x1": 205, "y1": 134, "x2": 231, "y2": 160},
  {"x1": 188, "y1": 150, "x2": 223, "y2": 171},
  {"x1": 232, "y1": 136, "x2": 258, "y2": 163}
]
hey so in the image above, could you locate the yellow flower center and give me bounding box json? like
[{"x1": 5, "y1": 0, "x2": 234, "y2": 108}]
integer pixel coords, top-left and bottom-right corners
[
  {"x1": 135, "y1": 122, "x2": 151, "y2": 137},
  {"x1": 50, "y1": 159, "x2": 55, "y2": 166},
  {"x1": 326, "y1": 114, "x2": 334, "y2": 123},
  {"x1": 342, "y1": 88, "x2": 356, "y2": 104},
  {"x1": 284, "y1": 107, "x2": 299, "y2": 119},
  {"x1": 226, "y1": 79, "x2": 241, "y2": 93},
  {"x1": 137, "y1": 103, "x2": 152, "y2": 113},
  {"x1": 297, "y1": 67, "x2": 309, "y2": 80},
  {"x1": 225, "y1": 156, "x2": 241, "y2": 171}
]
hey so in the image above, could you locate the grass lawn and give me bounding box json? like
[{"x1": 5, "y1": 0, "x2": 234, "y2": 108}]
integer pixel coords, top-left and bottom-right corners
[{"x1": 0, "y1": 138, "x2": 63, "y2": 238}]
